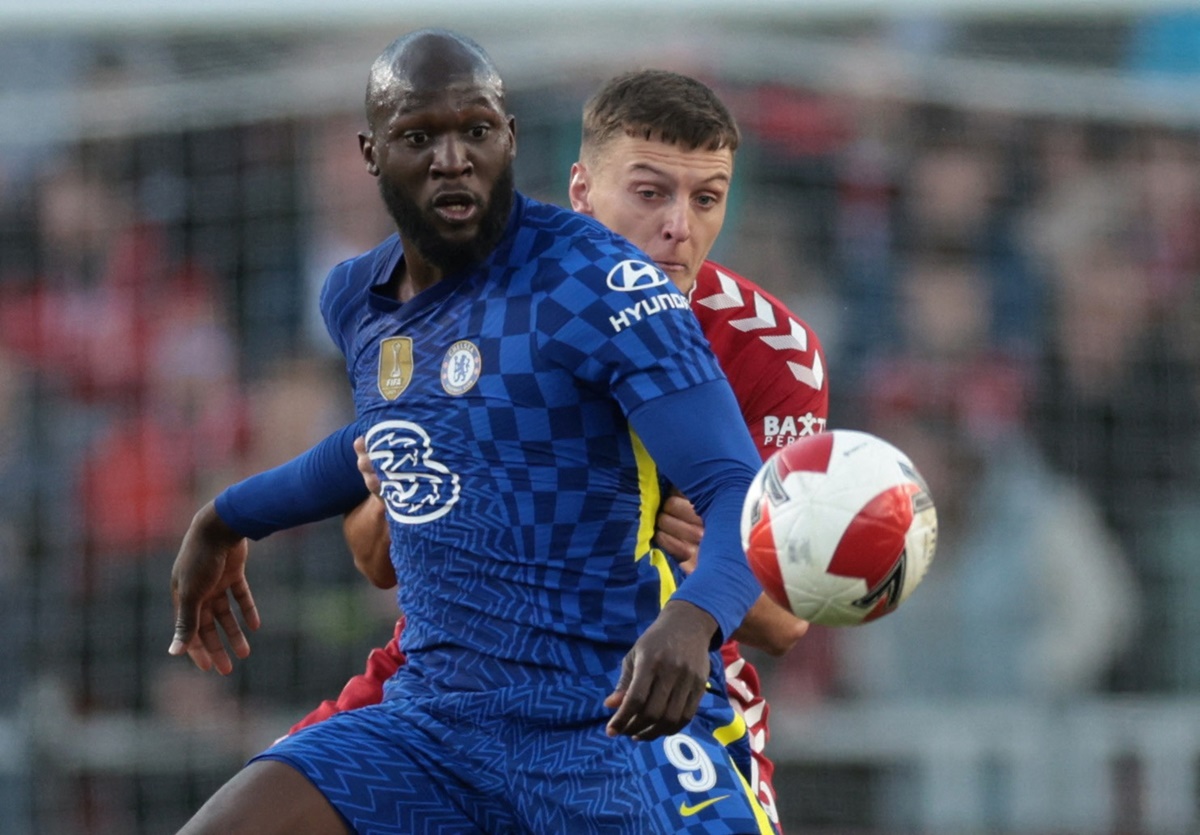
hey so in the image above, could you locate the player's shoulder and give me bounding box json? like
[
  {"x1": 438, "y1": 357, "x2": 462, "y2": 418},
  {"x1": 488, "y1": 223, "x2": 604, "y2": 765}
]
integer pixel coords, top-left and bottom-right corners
[
  {"x1": 690, "y1": 261, "x2": 793, "y2": 317},
  {"x1": 519, "y1": 193, "x2": 609, "y2": 239},
  {"x1": 692, "y1": 261, "x2": 825, "y2": 358},
  {"x1": 323, "y1": 235, "x2": 401, "y2": 299},
  {"x1": 318, "y1": 235, "x2": 401, "y2": 352},
  {"x1": 518, "y1": 194, "x2": 648, "y2": 269}
]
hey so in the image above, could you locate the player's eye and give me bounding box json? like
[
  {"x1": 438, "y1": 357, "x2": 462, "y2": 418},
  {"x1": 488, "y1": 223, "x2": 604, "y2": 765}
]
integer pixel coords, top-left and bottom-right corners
[
  {"x1": 403, "y1": 131, "x2": 430, "y2": 147},
  {"x1": 467, "y1": 125, "x2": 490, "y2": 140},
  {"x1": 695, "y1": 193, "x2": 721, "y2": 209}
]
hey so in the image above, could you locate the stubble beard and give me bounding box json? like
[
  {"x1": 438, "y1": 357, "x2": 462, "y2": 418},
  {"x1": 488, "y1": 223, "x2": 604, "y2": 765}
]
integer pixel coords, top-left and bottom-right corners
[{"x1": 378, "y1": 164, "x2": 515, "y2": 276}]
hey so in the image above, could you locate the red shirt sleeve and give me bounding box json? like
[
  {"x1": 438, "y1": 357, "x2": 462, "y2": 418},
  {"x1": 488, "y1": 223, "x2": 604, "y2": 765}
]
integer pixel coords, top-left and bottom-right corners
[{"x1": 689, "y1": 261, "x2": 829, "y2": 461}]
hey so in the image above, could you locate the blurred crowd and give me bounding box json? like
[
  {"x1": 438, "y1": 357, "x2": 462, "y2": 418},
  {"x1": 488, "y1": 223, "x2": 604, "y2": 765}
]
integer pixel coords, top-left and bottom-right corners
[
  {"x1": 737, "y1": 85, "x2": 1200, "y2": 700},
  {"x1": 1, "y1": 18, "x2": 1200, "y2": 831}
]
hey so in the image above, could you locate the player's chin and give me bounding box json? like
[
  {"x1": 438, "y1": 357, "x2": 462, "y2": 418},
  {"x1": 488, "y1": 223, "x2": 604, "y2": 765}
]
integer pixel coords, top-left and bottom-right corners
[
  {"x1": 655, "y1": 261, "x2": 695, "y2": 284},
  {"x1": 432, "y1": 219, "x2": 482, "y2": 241}
]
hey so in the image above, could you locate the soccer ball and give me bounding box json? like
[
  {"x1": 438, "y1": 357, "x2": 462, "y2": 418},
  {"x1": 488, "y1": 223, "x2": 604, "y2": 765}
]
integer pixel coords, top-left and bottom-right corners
[{"x1": 740, "y1": 429, "x2": 937, "y2": 627}]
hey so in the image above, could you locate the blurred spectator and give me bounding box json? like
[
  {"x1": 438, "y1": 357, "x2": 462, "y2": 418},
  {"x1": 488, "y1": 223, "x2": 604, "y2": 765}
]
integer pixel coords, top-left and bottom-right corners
[
  {"x1": 1024, "y1": 166, "x2": 1200, "y2": 690},
  {"x1": 1128, "y1": 127, "x2": 1200, "y2": 316},
  {"x1": 0, "y1": 348, "x2": 35, "y2": 706},
  {"x1": 0, "y1": 151, "x2": 250, "y2": 564},
  {"x1": 838, "y1": 356, "x2": 1139, "y2": 699},
  {"x1": 835, "y1": 227, "x2": 1138, "y2": 699},
  {"x1": 896, "y1": 115, "x2": 1041, "y2": 357},
  {"x1": 1025, "y1": 163, "x2": 1198, "y2": 522},
  {"x1": 299, "y1": 114, "x2": 393, "y2": 355},
  {"x1": 0, "y1": 142, "x2": 255, "y2": 727}
]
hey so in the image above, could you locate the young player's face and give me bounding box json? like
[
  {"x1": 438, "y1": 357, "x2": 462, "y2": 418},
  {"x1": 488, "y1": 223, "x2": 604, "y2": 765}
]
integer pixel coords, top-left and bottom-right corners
[
  {"x1": 363, "y1": 80, "x2": 516, "y2": 273},
  {"x1": 569, "y1": 135, "x2": 733, "y2": 294}
]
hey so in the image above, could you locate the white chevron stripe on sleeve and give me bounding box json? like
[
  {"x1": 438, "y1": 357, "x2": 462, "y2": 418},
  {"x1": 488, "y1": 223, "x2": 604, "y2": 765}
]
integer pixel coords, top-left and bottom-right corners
[
  {"x1": 694, "y1": 269, "x2": 744, "y2": 310},
  {"x1": 759, "y1": 318, "x2": 809, "y2": 352},
  {"x1": 730, "y1": 292, "x2": 776, "y2": 332},
  {"x1": 788, "y1": 350, "x2": 825, "y2": 390}
]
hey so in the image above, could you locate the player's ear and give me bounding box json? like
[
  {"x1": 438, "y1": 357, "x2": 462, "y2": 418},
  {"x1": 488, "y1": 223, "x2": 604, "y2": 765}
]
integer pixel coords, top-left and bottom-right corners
[
  {"x1": 568, "y1": 162, "x2": 593, "y2": 214},
  {"x1": 359, "y1": 131, "x2": 380, "y2": 177}
]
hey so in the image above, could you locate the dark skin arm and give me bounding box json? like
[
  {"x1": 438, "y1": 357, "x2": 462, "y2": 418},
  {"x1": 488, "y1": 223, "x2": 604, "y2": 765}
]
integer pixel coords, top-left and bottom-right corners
[
  {"x1": 602, "y1": 598, "x2": 717, "y2": 740},
  {"x1": 168, "y1": 501, "x2": 261, "y2": 675}
]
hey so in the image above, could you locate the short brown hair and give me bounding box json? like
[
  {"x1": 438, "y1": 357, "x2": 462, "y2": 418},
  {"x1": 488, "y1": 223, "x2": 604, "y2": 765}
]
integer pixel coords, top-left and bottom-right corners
[{"x1": 580, "y1": 70, "x2": 740, "y2": 163}]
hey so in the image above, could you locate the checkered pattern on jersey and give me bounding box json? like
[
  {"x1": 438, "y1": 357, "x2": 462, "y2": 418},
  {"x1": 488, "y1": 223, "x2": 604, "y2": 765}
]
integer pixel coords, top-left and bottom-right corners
[
  {"x1": 257, "y1": 683, "x2": 772, "y2": 834},
  {"x1": 318, "y1": 195, "x2": 728, "y2": 695}
]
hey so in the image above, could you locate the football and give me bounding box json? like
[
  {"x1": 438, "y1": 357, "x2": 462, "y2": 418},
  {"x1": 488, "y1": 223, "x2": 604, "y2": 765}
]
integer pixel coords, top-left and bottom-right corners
[{"x1": 740, "y1": 429, "x2": 937, "y2": 627}]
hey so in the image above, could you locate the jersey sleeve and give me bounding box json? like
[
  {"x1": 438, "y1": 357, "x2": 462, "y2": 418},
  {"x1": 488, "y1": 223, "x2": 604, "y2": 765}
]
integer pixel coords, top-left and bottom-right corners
[
  {"x1": 627, "y1": 381, "x2": 763, "y2": 643},
  {"x1": 214, "y1": 422, "x2": 369, "y2": 540},
  {"x1": 536, "y1": 255, "x2": 726, "y2": 414},
  {"x1": 318, "y1": 260, "x2": 355, "y2": 360}
]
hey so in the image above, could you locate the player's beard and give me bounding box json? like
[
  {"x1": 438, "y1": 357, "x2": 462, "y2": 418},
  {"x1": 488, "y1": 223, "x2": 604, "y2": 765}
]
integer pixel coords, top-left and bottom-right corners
[{"x1": 379, "y1": 164, "x2": 515, "y2": 276}]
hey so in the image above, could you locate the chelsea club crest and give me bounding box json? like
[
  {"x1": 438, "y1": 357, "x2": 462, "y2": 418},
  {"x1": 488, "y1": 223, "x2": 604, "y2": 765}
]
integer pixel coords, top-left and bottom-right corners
[{"x1": 441, "y1": 340, "x2": 481, "y2": 395}]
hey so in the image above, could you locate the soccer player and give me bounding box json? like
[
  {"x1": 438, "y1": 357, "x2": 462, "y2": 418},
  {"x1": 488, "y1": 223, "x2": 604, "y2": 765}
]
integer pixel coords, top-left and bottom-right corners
[
  {"x1": 292, "y1": 70, "x2": 829, "y2": 830},
  {"x1": 168, "y1": 29, "x2": 775, "y2": 834}
]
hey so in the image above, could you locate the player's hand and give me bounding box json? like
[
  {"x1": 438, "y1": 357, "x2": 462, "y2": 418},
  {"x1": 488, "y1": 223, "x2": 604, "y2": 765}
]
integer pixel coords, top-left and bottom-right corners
[
  {"x1": 168, "y1": 501, "x2": 260, "y2": 675},
  {"x1": 654, "y1": 490, "x2": 703, "y2": 574},
  {"x1": 605, "y1": 599, "x2": 715, "y2": 742},
  {"x1": 354, "y1": 435, "x2": 382, "y2": 496},
  {"x1": 730, "y1": 593, "x2": 810, "y2": 656}
]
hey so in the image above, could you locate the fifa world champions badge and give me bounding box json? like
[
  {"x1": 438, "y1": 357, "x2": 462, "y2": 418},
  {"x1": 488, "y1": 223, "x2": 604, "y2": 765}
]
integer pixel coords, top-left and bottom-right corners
[
  {"x1": 378, "y1": 337, "x2": 414, "y2": 400},
  {"x1": 441, "y1": 340, "x2": 482, "y2": 395}
]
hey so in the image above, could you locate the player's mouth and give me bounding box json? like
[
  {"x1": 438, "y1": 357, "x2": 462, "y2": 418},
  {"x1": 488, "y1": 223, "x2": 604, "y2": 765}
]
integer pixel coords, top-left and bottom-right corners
[
  {"x1": 653, "y1": 259, "x2": 690, "y2": 276},
  {"x1": 432, "y1": 191, "x2": 480, "y2": 224}
]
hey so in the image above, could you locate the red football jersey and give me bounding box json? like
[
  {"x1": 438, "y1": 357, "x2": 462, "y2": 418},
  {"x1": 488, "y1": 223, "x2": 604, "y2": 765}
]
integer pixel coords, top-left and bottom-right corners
[
  {"x1": 291, "y1": 259, "x2": 829, "y2": 832},
  {"x1": 689, "y1": 260, "x2": 828, "y2": 456},
  {"x1": 692, "y1": 260, "x2": 828, "y2": 828}
]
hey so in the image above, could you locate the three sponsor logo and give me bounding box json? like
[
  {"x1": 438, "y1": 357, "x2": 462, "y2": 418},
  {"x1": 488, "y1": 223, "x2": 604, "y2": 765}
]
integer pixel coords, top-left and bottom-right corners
[
  {"x1": 372, "y1": 337, "x2": 480, "y2": 523},
  {"x1": 366, "y1": 420, "x2": 460, "y2": 524}
]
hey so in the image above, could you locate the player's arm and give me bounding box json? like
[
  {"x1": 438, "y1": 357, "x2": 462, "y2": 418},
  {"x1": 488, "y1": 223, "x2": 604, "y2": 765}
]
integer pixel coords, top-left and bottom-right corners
[
  {"x1": 169, "y1": 422, "x2": 369, "y2": 674},
  {"x1": 733, "y1": 595, "x2": 810, "y2": 655},
  {"x1": 606, "y1": 379, "x2": 763, "y2": 742},
  {"x1": 654, "y1": 491, "x2": 808, "y2": 656},
  {"x1": 343, "y1": 435, "x2": 396, "y2": 589},
  {"x1": 653, "y1": 339, "x2": 827, "y2": 654},
  {"x1": 343, "y1": 496, "x2": 395, "y2": 589}
]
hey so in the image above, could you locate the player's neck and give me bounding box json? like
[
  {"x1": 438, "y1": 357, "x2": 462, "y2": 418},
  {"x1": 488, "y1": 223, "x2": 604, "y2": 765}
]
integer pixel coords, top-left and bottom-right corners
[
  {"x1": 671, "y1": 274, "x2": 697, "y2": 297},
  {"x1": 389, "y1": 254, "x2": 445, "y2": 303}
]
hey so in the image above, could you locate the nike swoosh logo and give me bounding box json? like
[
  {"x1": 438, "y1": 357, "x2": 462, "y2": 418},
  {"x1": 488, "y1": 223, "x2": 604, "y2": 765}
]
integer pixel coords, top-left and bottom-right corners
[{"x1": 679, "y1": 795, "x2": 730, "y2": 816}]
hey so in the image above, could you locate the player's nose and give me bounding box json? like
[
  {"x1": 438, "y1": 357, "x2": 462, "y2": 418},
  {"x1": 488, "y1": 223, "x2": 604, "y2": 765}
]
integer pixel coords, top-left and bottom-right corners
[
  {"x1": 662, "y1": 204, "x2": 692, "y2": 242},
  {"x1": 431, "y1": 136, "x2": 472, "y2": 178}
]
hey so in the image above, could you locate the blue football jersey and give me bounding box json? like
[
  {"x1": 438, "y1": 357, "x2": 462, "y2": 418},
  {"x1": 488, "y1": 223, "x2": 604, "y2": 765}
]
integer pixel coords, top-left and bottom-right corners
[{"x1": 320, "y1": 193, "x2": 736, "y2": 696}]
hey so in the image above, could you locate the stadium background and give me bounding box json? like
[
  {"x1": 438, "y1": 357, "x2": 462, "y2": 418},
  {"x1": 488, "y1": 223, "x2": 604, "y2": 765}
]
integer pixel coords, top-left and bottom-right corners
[{"x1": 2, "y1": 2, "x2": 1199, "y2": 832}]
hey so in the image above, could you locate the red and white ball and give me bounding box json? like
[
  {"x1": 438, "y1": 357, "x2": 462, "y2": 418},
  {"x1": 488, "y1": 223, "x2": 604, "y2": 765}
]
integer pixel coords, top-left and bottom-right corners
[{"x1": 740, "y1": 429, "x2": 937, "y2": 627}]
